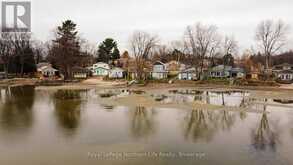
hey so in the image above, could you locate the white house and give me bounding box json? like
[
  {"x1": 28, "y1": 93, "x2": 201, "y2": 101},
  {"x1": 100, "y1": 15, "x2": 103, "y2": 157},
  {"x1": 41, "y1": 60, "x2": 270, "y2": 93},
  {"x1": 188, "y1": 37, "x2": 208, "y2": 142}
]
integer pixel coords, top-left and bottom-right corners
[
  {"x1": 277, "y1": 70, "x2": 293, "y2": 81},
  {"x1": 72, "y1": 67, "x2": 90, "y2": 79},
  {"x1": 209, "y1": 65, "x2": 232, "y2": 78},
  {"x1": 273, "y1": 63, "x2": 293, "y2": 71},
  {"x1": 109, "y1": 67, "x2": 124, "y2": 79},
  {"x1": 272, "y1": 63, "x2": 293, "y2": 83},
  {"x1": 37, "y1": 63, "x2": 58, "y2": 78},
  {"x1": 178, "y1": 67, "x2": 197, "y2": 80},
  {"x1": 151, "y1": 61, "x2": 168, "y2": 79},
  {"x1": 92, "y1": 62, "x2": 110, "y2": 76},
  {"x1": 231, "y1": 67, "x2": 246, "y2": 78}
]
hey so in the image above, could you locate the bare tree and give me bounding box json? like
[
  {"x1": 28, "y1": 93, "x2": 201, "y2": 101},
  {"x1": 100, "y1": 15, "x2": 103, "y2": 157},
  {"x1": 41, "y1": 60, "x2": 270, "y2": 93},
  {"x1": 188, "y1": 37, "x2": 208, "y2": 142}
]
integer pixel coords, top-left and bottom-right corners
[
  {"x1": 185, "y1": 23, "x2": 221, "y2": 79},
  {"x1": 11, "y1": 32, "x2": 32, "y2": 76},
  {"x1": 170, "y1": 40, "x2": 188, "y2": 63},
  {"x1": 209, "y1": 36, "x2": 222, "y2": 66},
  {"x1": 223, "y1": 35, "x2": 238, "y2": 56},
  {"x1": 129, "y1": 31, "x2": 159, "y2": 80},
  {"x1": 0, "y1": 33, "x2": 14, "y2": 78},
  {"x1": 152, "y1": 44, "x2": 171, "y2": 62},
  {"x1": 32, "y1": 40, "x2": 46, "y2": 64},
  {"x1": 255, "y1": 19, "x2": 289, "y2": 70}
]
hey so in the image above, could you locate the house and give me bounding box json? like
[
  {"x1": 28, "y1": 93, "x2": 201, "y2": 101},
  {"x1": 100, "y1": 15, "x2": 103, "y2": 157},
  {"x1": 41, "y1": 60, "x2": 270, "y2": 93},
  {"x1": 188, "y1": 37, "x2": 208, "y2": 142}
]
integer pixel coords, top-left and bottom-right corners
[
  {"x1": 209, "y1": 65, "x2": 232, "y2": 78},
  {"x1": 166, "y1": 61, "x2": 186, "y2": 76},
  {"x1": 246, "y1": 64, "x2": 263, "y2": 80},
  {"x1": 178, "y1": 67, "x2": 197, "y2": 80},
  {"x1": 72, "y1": 67, "x2": 91, "y2": 79},
  {"x1": 109, "y1": 67, "x2": 125, "y2": 79},
  {"x1": 247, "y1": 71, "x2": 260, "y2": 80},
  {"x1": 209, "y1": 65, "x2": 245, "y2": 79},
  {"x1": 273, "y1": 63, "x2": 293, "y2": 82},
  {"x1": 273, "y1": 63, "x2": 293, "y2": 71},
  {"x1": 37, "y1": 62, "x2": 52, "y2": 69},
  {"x1": 37, "y1": 63, "x2": 58, "y2": 78},
  {"x1": 92, "y1": 62, "x2": 110, "y2": 76},
  {"x1": 277, "y1": 70, "x2": 293, "y2": 81},
  {"x1": 151, "y1": 61, "x2": 168, "y2": 79},
  {"x1": 127, "y1": 60, "x2": 152, "y2": 80},
  {"x1": 231, "y1": 67, "x2": 245, "y2": 78}
]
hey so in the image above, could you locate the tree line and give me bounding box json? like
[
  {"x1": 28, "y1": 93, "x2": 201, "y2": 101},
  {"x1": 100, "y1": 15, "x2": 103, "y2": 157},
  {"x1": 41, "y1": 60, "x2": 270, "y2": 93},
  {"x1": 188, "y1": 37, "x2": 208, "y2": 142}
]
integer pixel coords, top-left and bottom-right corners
[{"x1": 0, "y1": 19, "x2": 291, "y2": 80}]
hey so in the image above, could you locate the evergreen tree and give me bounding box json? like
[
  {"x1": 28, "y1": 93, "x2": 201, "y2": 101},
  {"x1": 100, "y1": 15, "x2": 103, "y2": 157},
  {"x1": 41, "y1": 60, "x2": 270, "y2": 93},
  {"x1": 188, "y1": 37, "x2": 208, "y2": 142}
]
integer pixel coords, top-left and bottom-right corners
[
  {"x1": 97, "y1": 38, "x2": 120, "y2": 63},
  {"x1": 48, "y1": 20, "x2": 81, "y2": 79},
  {"x1": 223, "y1": 53, "x2": 234, "y2": 66}
]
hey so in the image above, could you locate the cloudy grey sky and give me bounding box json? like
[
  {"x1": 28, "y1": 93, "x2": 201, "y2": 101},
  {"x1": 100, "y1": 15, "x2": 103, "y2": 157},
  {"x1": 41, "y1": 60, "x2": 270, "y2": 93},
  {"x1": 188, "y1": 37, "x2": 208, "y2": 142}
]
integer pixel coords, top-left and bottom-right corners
[{"x1": 29, "y1": 0, "x2": 293, "y2": 51}]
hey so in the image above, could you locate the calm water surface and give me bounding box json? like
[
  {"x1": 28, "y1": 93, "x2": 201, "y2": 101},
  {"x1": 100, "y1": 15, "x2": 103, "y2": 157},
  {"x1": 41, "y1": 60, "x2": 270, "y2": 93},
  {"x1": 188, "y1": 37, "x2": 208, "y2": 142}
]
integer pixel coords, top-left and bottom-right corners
[{"x1": 0, "y1": 86, "x2": 293, "y2": 165}]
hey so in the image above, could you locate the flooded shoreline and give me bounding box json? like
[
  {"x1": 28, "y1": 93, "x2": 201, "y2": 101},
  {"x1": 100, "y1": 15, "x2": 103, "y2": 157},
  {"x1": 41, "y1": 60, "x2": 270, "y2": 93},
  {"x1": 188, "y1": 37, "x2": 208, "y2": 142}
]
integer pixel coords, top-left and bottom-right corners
[{"x1": 1, "y1": 85, "x2": 293, "y2": 165}]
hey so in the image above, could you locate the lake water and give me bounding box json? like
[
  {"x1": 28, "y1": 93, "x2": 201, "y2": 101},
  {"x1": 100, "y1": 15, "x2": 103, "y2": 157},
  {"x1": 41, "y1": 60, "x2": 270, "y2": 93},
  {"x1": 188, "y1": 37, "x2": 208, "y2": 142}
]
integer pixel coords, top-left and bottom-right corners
[{"x1": 0, "y1": 86, "x2": 293, "y2": 165}]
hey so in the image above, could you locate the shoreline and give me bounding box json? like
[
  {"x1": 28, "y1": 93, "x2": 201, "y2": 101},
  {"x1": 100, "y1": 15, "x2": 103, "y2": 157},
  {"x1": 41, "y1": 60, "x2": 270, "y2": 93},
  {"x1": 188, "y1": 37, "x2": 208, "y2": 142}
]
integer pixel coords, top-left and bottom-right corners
[
  {"x1": 1, "y1": 78, "x2": 293, "y2": 112},
  {"x1": 1, "y1": 78, "x2": 293, "y2": 93}
]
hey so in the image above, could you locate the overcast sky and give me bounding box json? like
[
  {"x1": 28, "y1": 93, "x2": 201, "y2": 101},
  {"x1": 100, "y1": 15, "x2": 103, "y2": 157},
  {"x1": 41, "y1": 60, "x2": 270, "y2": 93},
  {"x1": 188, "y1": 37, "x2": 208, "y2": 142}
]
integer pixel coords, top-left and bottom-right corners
[{"x1": 28, "y1": 0, "x2": 293, "y2": 52}]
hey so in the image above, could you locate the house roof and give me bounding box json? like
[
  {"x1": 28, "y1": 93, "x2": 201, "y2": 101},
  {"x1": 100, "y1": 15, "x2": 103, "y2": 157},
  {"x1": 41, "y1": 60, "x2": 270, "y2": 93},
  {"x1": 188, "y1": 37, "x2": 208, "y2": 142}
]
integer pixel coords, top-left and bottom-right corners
[
  {"x1": 72, "y1": 67, "x2": 90, "y2": 73},
  {"x1": 166, "y1": 60, "x2": 179, "y2": 65},
  {"x1": 93, "y1": 62, "x2": 110, "y2": 70},
  {"x1": 37, "y1": 62, "x2": 52, "y2": 69},
  {"x1": 153, "y1": 61, "x2": 165, "y2": 66},
  {"x1": 110, "y1": 67, "x2": 124, "y2": 72},
  {"x1": 210, "y1": 65, "x2": 232, "y2": 72},
  {"x1": 278, "y1": 70, "x2": 293, "y2": 74},
  {"x1": 94, "y1": 62, "x2": 109, "y2": 65},
  {"x1": 180, "y1": 67, "x2": 197, "y2": 73},
  {"x1": 38, "y1": 66, "x2": 58, "y2": 72},
  {"x1": 231, "y1": 67, "x2": 245, "y2": 73},
  {"x1": 274, "y1": 63, "x2": 293, "y2": 67}
]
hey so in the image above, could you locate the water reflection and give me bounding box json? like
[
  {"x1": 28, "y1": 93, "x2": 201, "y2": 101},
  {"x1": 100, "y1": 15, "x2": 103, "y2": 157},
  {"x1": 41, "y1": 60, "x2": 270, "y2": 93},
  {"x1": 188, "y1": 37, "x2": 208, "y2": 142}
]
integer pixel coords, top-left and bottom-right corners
[
  {"x1": 220, "y1": 110, "x2": 236, "y2": 131},
  {"x1": 54, "y1": 89, "x2": 88, "y2": 100},
  {"x1": 273, "y1": 99, "x2": 293, "y2": 104},
  {"x1": 251, "y1": 110, "x2": 279, "y2": 151},
  {"x1": 239, "y1": 111, "x2": 247, "y2": 121},
  {"x1": 157, "y1": 90, "x2": 250, "y2": 108},
  {"x1": 53, "y1": 90, "x2": 84, "y2": 135},
  {"x1": 183, "y1": 108, "x2": 239, "y2": 142},
  {"x1": 1, "y1": 87, "x2": 293, "y2": 164},
  {"x1": 101, "y1": 104, "x2": 115, "y2": 111},
  {"x1": 0, "y1": 86, "x2": 35, "y2": 132},
  {"x1": 98, "y1": 89, "x2": 146, "y2": 98},
  {"x1": 129, "y1": 106, "x2": 156, "y2": 139},
  {"x1": 183, "y1": 109, "x2": 218, "y2": 142}
]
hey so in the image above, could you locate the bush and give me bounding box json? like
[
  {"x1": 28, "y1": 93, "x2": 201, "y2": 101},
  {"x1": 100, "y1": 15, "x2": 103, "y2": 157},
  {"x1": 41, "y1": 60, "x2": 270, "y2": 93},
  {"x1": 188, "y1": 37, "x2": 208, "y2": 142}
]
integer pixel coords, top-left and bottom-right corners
[
  {"x1": 245, "y1": 80, "x2": 279, "y2": 86},
  {"x1": 200, "y1": 78, "x2": 230, "y2": 85}
]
